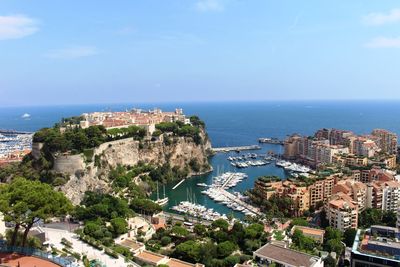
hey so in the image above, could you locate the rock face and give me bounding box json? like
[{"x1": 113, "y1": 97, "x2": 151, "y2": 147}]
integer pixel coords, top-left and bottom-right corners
[{"x1": 43, "y1": 130, "x2": 212, "y2": 204}]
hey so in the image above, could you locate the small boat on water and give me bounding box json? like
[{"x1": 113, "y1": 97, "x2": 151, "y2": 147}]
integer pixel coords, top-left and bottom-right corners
[
  {"x1": 197, "y1": 183, "x2": 208, "y2": 187},
  {"x1": 21, "y1": 113, "x2": 31, "y2": 119}
]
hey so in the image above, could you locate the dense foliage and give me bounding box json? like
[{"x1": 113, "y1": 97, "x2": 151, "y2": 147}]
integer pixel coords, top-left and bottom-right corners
[
  {"x1": 74, "y1": 192, "x2": 133, "y2": 246},
  {"x1": 34, "y1": 125, "x2": 107, "y2": 154},
  {"x1": 33, "y1": 122, "x2": 149, "y2": 156},
  {"x1": 358, "y1": 208, "x2": 397, "y2": 228},
  {"x1": 291, "y1": 229, "x2": 319, "y2": 254},
  {"x1": 0, "y1": 156, "x2": 68, "y2": 186},
  {"x1": 0, "y1": 177, "x2": 72, "y2": 247},
  {"x1": 74, "y1": 191, "x2": 162, "y2": 246},
  {"x1": 147, "y1": 220, "x2": 266, "y2": 267},
  {"x1": 155, "y1": 118, "x2": 204, "y2": 145}
]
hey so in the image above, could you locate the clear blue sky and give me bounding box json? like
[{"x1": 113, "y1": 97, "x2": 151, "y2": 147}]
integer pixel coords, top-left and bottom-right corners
[{"x1": 1, "y1": 0, "x2": 400, "y2": 106}]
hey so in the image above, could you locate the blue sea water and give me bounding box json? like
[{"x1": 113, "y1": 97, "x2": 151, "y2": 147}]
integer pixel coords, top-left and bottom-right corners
[
  {"x1": 2, "y1": 101, "x2": 400, "y2": 218},
  {"x1": 2, "y1": 101, "x2": 400, "y2": 145}
]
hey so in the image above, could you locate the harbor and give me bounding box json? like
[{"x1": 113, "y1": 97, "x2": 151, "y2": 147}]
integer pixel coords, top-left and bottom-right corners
[
  {"x1": 227, "y1": 152, "x2": 277, "y2": 168},
  {"x1": 0, "y1": 131, "x2": 33, "y2": 163},
  {"x1": 152, "y1": 142, "x2": 287, "y2": 220}
]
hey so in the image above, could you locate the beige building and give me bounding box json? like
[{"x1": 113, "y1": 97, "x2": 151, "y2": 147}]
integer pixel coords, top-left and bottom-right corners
[
  {"x1": 327, "y1": 193, "x2": 358, "y2": 231},
  {"x1": 332, "y1": 179, "x2": 367, "y2": 211},
  {"x1": 308, "y1": 176, "x2": 335, "y2": 208},
  {"x1": 332, "y1": 154, "x2": 368, "y2": 168},
  {"x1": 283, "y1": 134, "x2": 302, "y2": 160},
  {"x1": 254, "y1": 178, "x2": 310, "y2": 215},
  {"x1": 371, "y1": 129, "x2": 398, "y2": 155}
]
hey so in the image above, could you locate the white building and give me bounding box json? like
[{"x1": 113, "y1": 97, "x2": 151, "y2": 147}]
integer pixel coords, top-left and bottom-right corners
[
  {"x1": 381, "y1": 181, "x2": 400, "y2": 212},
  {"x1": 327, "y1": 193, "x2": 358, "y2": 231}
]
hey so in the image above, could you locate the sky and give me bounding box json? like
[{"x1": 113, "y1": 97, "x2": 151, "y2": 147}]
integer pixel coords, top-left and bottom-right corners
[{"x1": 1, "y1": 0, "x2": 400, "y2": 106}]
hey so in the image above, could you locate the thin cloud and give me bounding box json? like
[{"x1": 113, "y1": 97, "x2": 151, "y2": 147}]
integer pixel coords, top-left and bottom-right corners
[
  {"x1": 195, "y1": 0, "x2": 225, "y2": 12},
  {"x1": 0, "y1": 14, "x2": 39, "y2": 40},
  {"x1": 363, "y1": 8, "x2": 400, "y2": 26},
  {"x1": 289, "y1": 13, "x2": 302, "y2": 31},
  {"x1": 45, "y1": 46, "x2": 99, "y2": 59},
  {"x1": 365, "y1": 37, "x2": 400, "y2": 48},
  {"x1": 116, "y1": 26, "x2": 136, "y2": 36}
]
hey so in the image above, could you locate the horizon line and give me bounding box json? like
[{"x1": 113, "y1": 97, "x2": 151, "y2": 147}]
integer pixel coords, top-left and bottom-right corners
[{"x1": 2, "y1": 98, "x2": 400, "y2": 109}]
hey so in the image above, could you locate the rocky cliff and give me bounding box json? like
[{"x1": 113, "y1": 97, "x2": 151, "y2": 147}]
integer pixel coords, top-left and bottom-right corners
[{"x1": 33, "y1": 130, "x2": 212, "y2": 204}]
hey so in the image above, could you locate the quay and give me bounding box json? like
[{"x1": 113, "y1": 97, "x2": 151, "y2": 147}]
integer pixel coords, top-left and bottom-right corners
[
  {"x1": 216, "y1": 173, "x2": 262, "y2": 216},
  {"x1": 172, "y1": 179, "x2": 185, "y2": 190},
  {"x1": 219, "y1": 189, "x2": 262, "y2": 216},
  {"x1": 212, "y1": 145, "x2": 261, "y2": 153}
]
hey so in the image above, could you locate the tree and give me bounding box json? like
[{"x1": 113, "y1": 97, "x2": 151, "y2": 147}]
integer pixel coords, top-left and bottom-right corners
[
  {"x1": 244, "y1": 223, "x2": 264, "y2": 239},
  {"x1": 326, "y1": 239, "x2": 344, "y2": 255},
  {"x1": 291, "y1": 229, "x2": 316, "y2": 253},
  {"x1": 211, "y1": 219, "x2": 229, "y2": 231},
  {"x1": 110, "y1": 217, "x2": 128, "y2": 237},
  {"x1": 324, "y1": 255, "x2": 337, "y2": 267},
  {"x1": 343, "y1": 228, "x2": 357, "y2": 247},
  {"x1": 290, "y1": 218, "x2": 309, "y2": 227},
  {"x1": 216, "y1": 241, "x2": 236, "y2": 258},
  {"x1": 173, "y1": 240, "x2": 202, "y2": 263},
  {"x1": 0, "y1": 178, "x2": 72, "y2": 247},
  {"x1": 160, "y1": 236, "x2": 172, "y2": 246},
  {"x1": 325, "y1": 227, "x2": 343, "y2": 242},
  {"x1": 194, "y1": 224, "x2": 207, "y2": 237},
  {"x1": 170, "y1": 225, "x2": 189, "y2": 238}
]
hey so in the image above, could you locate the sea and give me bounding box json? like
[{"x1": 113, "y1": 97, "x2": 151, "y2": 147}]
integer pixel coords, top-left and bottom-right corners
[{"x1": 2, "y1": 101, "x2": 400, "y2": 219}]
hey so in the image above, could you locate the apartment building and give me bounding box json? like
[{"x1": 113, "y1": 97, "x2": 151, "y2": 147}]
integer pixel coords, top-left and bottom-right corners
[
  {"x1": 332, "y1": 179, "x2": 367, "y2": 211},
  {"x1": 254, "y1": 178, "x2": 310, "y2": 215},
  {"x1": 327, "y1": 193, "x2": 358, "y2": 231},
  {"x1": 332, "y1": 154, "x2": 368, "y2": 168},
  {"x1": 308, "y1": 176, "x2": 335, "y2": 208},
  {"x1": 381, "y1": 181, "x2": 400, "y2": 212},
  {"x1": 371, "y1": 129, "x2": 398, "y2": 155}
]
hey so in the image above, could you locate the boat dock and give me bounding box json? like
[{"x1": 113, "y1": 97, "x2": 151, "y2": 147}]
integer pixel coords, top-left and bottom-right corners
[
  {"x1": 172, "y1": 179, "x2": 185, "y2": 190},
  {"x1": 212, "y1": 145, "x2": 261, "y2": 153},
  {"x1": 219, "y1": 189, "x2": 262, "y2": 216},
  {"x1": 217, "y1": 173, "x2": 262, "y2": 216}
]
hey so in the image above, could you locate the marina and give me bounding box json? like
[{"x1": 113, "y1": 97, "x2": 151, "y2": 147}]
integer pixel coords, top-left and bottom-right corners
[
  {"x1": 171, "y1": 171, "x2": 261, "y2": 219},
  {"x1": 0, "y1": 131, "x2": 33, "y2": 162},
  {"x1": 227, "y1": 152, "x2": 276, "y2": 169},
  {"x1": 171, "y1": 201, "x2": 228, "y2": 221},
  {"x1": 152, "y1": 143, "x2": 287, "y2": 220}
]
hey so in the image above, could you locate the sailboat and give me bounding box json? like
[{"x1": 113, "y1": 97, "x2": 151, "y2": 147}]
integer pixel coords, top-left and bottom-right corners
[{"x1": 155, "y1": 182, "x2": 169, "y2": 206}]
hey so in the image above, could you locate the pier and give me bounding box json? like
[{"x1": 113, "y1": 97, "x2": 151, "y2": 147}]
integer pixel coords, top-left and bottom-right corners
[
  {"x1": 219, "y1": 189, "x2": 262, "y2": 216},
  {"x1": 212, "y1": 145, "x2": 261, "y2": 153},
  {"x1": 172, "y1": 179, "x2": 185, "y2": 190},
  {"x1": 216, "y1": 173, "x2": 262, "y2": 216}
]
